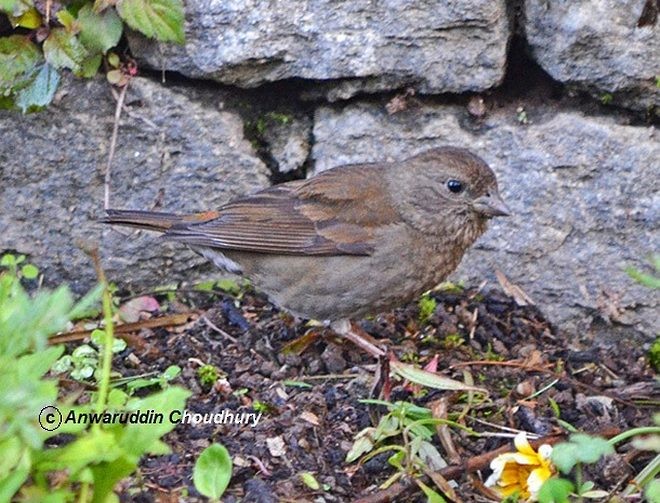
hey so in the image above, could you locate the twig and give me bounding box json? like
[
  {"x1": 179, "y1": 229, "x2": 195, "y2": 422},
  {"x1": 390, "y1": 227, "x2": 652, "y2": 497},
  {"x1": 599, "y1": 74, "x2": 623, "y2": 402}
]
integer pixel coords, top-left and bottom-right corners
[
  {"x1": 429, "y1": 398, "x2": 461, "y2": 464},
  {"x1": 111, "y1": 85, "x2": 159, "y2": 130},
  {"x1": 295, "y1": 373, "x2": 361, "y2": 380},
  {"x1": 49, "y1": 312, "x2": 195, "y2": 344},
  {"x1": 247, "y1": 455, "x2": 272, "y2": 477},
  {"x1": 104, "y1": 82, "x2": 129, "y2": 209},
  {"x1": 201, "y1": 315, "x2": 240, "y2": 344}
]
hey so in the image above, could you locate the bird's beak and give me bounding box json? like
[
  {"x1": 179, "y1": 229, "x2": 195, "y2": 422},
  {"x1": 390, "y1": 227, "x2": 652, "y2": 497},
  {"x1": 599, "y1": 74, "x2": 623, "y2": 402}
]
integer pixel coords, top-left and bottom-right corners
[{"x1": 473, "y1": 192, "x2": 511, "y2": 217}]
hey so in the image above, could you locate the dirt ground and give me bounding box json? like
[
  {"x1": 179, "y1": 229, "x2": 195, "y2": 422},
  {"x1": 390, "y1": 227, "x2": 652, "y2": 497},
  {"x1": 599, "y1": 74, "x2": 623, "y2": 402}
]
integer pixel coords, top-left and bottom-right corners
[{"x1": 96, "y1": 281, "x2": 657, "y2": 503}]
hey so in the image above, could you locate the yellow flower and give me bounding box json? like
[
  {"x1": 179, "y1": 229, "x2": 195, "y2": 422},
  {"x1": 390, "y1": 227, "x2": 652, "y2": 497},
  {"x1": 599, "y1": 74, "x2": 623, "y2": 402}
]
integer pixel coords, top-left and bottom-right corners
[{"x1": 485, "y1": 432, "x2": 554, "y2": 502}]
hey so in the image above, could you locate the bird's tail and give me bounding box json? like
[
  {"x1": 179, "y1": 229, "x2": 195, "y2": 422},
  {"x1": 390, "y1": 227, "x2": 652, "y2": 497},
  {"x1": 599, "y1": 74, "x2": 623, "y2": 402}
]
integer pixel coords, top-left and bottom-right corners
[{"x1": 99, "y1": 209, "x2": 183, "y2": 233}]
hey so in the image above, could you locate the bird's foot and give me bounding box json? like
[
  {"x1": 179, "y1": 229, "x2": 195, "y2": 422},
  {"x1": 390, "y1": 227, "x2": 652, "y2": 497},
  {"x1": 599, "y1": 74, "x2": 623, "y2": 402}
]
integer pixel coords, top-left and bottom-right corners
[{"x1": 330, "y1": 319, "x2": 387, "y2": 358}]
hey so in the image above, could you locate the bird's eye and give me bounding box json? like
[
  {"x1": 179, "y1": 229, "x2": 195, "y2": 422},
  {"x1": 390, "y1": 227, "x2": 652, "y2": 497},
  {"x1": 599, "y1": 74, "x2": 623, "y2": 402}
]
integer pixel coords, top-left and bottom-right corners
[{"x1": 447, "y1": 179, "x2": 464, "y2": 194}]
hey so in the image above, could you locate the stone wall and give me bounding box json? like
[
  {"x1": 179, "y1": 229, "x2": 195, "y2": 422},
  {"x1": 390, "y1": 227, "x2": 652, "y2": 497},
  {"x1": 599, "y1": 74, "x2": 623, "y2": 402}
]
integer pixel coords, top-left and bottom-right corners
[{"x1": 1, "y1": 0, "x2": 658, "y2": 341}]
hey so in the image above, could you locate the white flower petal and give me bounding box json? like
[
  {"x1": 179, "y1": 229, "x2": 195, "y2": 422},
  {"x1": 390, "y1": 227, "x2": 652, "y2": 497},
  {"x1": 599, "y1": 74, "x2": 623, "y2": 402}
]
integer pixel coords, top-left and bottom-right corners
[
  {"x1": 514, "y1": 432, "x2": 535, "y2": 455},
  {"x1": 538, "y1": 444, "x2": 553, "y2": 460},
  {"x1": 528, "y1": 467, "x2": 552, "y2": 497}
]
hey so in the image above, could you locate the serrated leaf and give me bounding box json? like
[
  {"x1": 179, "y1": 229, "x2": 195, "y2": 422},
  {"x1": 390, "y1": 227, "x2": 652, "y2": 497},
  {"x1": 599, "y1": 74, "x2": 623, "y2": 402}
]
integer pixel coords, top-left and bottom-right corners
[
  {"x1": 570, "y1": 434, "x2": 614, "y2": 464},
  {"x1": 193, "y1": 443, "x2": 233, "y2": 499},
  {"x1": 43, "y1": 28, "x2": 88, "y2": 72},
  {"x1": 15, "y1": 63, "x2": 60, "y2": 112},
  {"x1": 0, "y1": 0, "x2": 33, "y2": 17},
  {"x1": 116, "y1": 0, "x2": 184, "y2": 43},
  {"x1": 78, "y1": 4, "x2": 123, "y2": 54},
  {"x1": 75, "y1": 53, "x2": 102, "y2": 78},
  {"x1": 14, "y1": 63, "x2": 60, "y2": 113},
  {"x1": 0, "y1": 35, "x2": 42, "y2": 94}
]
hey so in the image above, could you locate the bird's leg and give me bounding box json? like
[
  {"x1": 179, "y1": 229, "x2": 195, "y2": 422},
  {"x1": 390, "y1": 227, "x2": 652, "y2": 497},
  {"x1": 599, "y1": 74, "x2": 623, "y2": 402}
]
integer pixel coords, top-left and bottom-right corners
[
  {"x1": 330, "y1": 319, "x2": 386, "y2": 358},
  {"x1": 331, "y1": 319, "x2": 392, "y2": 403}
]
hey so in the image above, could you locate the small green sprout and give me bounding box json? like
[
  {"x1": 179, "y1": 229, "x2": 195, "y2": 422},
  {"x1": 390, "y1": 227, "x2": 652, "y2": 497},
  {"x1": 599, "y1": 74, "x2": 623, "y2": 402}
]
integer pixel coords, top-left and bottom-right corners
[{"x1": 197, "y1": 364, "x2": 220, "y2": 388}]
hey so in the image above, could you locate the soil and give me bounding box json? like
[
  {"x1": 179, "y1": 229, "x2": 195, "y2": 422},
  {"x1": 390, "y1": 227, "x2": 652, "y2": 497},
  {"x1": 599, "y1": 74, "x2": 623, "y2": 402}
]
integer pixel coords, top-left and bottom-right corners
[{"x1": 93, "y1": 281, "x2": 659, "y2": 503}]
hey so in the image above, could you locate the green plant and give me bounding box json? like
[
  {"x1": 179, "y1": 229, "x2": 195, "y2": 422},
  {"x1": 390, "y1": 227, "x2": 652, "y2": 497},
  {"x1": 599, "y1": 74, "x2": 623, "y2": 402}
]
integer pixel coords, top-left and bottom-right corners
[
  {"x1": 52, "y1": 328, "x2": 127, "y2": 380},
  {"x1": 347, "y1": 400, "x2": 476, "y2": 501},
  {"x1": 625, "y1": 255, "x2": 660, "y2": 290},
  {"x1": 197, "y1": 364, "x2": 220, "y2": 389},
  {"x1": 418, "y1": 293, "x2": 437, "y2": 325},
  {"x1": 252, "y1": 400, "x2": 271, "y2": 414},
  {"x1": 538, "y1": 426, "x2": 660, "y2": 503},
  {"x1": 193, "y1": 443, "x2": 233, "y2": 501},
  {"x1": 1, "y1": 0, "x2": 184, "y2": 112},
  {"x1": 299, "y1": 471, "x2": 321, "y2": 491},
  {"x1": 600, "y1": 93, "x2": 613, "y2": 105},
  {"x1": 649, "y1": 338, "x2": 660, "y2": 372},
  {"x1": 120, "y1": 364, "x2": 182, "y2": 394},
  {"x1": 0, "y1": 254, "x2": 191, "y2": 500}
]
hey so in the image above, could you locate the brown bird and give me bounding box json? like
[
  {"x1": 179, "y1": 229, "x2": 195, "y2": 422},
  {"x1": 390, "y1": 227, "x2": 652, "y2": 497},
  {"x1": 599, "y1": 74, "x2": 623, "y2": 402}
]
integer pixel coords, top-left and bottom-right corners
[{"x1": 101, "y1": 147, "x2": 509, "y2": 356}]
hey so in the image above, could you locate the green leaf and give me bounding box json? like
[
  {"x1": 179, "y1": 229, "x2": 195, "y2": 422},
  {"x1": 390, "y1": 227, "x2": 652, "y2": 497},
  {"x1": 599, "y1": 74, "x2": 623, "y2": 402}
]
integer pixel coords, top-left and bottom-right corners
[
  {"x1": 538, "y1": 478, "x2": 574, "y2": 503},
  {"x1": 418, "y1": 294, "x2": 437, "y2": 324},
  {"x1": 20, "y1": 263, "x2": 38, "y2": 279},
  {"x1": 551, "y1": 443, "x2": 579, "y2": 474},
  {"x1": 117, "y1": 386, "x2": 190, "y2": 459},
  {"x1": 90, "y1": 456, "x2": 136, "y2": 503},
  {"x1": 78, "y1": 4, "x2": 123, "y2": 54},
  {"x1": 56, "y1": 9, "x2": 76, "y2": 30},
  {"x1": 116, "y1": 0, "x2": 184, "y2": 44},
  {"x1": 625, "y1": 266, "x2": 660, "y2": 289},
  {"x1": 35, "y1": 429, "x2": 123, "y2": 474},
  {"x1": 75, "y1": 54, "x2": 103, "y2": 78},
  {"x1": 570, "y1": 434, "x2": 614, "y2": 464},
  {"x1": 14, "y1": 63, "x2": 60, "y2": 113},
  {"x1": 390, "y1": 360, "x2": 487, "y2": 393},
  {"x1": 193, "y1": 443, "x2": 233, "y2": 500},
  {"x1": 11, "y1": 7, "x2": 42, "y2": 28},
  {"x1": 163, "y1": 365, "x2": 181, "y2": 380},
  {"x1": 0, "y1": 0, "x2": 32, "y2": 17},
  {"x1": 0, "y1": 35, "x2": 42, "y2": 95},
  {"x1": 282, "y1": 380, "x2": 313, "y2": 389},
  {"x1": 345, "y1": 429, "x2": 375, "y2": 463},
  {"x1": 0, "y1": 439, "x2": 30, "y2": 503},
  {"x1": 646, "y1": 479, "x2": 660, "y2": 502},
  {"x1": 216, "y1": 278, "x2": 240, "y2": 295},
  {"x1": 299, "y1": 471, "x2": 320, "y2": 490},
  {"x1": 43, "y1": 28, "x2": 88, "y2": 72},
  {"x1": 0, "y1": 253, "x2": 17, "y2": 266},
  {"x1": 415, "y1": 479, "x2": 447, "y2": 503},
  {"x1": 551, "y1": 434, "x2": 614, "y2": 474}
]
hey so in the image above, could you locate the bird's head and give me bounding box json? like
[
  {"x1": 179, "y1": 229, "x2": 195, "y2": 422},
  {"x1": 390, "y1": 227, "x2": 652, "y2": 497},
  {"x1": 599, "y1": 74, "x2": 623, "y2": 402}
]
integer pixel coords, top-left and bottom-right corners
[{"x1": 388, "y1": 146, "x2": 509, "y2": 239}]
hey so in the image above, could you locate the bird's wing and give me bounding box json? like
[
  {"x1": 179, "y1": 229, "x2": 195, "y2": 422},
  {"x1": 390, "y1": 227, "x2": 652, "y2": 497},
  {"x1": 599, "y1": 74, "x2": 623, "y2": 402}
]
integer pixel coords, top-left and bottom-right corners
[{"x1": 163, "y1": 164, "x2": 400, "y2": 255}]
